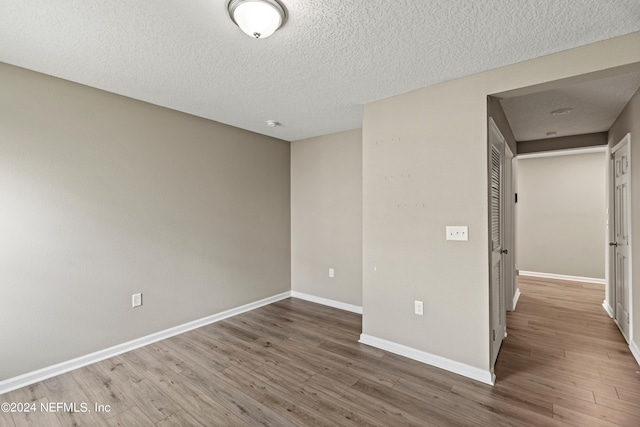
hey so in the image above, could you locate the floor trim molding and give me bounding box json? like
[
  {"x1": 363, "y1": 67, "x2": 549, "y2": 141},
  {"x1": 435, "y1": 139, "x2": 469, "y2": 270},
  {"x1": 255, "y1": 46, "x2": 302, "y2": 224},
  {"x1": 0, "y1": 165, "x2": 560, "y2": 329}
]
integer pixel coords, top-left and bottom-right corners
[
  {"x1": 512, "y1": 288, "x2": 521, "y2": 311},
  {"x1": 0, "y1": 291, "x2": 291, "y2": 395},
  {"x1": 291, "y1": 291, "x2": 363, "y2": 314},
  {"x1": 602, "y1": 300, "x2": 615, "y2": 318},
  {"x1": 630, "y1": 340, "x2": 640, "y2": 366},
  {"x1": 358, "y1": 334, "x2": 494, "y2": 386},
  {"x1": 519, "y1": 271, "x2": 605, "y2": 285}
]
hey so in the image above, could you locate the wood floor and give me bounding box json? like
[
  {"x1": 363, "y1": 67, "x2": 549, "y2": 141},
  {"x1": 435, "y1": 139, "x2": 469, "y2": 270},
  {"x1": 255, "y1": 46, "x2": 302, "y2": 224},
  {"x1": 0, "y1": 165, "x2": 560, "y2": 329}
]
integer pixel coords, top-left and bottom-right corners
[{"x1": 2, "y1": 276, "x2": 640, "y2": 426}]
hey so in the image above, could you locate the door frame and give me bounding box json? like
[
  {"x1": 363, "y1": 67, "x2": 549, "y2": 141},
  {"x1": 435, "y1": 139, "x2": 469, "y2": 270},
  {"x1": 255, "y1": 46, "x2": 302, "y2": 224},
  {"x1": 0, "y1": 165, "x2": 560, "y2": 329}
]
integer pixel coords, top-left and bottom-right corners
[
  {"x1": 503, "y1": 144, "x2": 517, "y2": 312},
  {"x1": 606, "y1": 133, "x2": 633, "y2": 342}
]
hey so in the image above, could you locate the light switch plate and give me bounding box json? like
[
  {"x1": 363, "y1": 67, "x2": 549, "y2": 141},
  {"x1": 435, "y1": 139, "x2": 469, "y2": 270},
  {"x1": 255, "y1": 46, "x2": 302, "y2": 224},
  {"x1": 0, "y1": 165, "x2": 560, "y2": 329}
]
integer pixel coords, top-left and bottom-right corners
[{"x1": 446, "y1": 226, "x2": 469, "y2": 241}]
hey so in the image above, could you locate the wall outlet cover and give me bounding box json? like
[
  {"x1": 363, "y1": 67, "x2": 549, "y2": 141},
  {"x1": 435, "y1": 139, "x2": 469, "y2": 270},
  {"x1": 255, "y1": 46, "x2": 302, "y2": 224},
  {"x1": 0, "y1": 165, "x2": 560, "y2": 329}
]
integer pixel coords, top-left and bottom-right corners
[
  {"x1": 414, "y1": 300, "x2": 424, "y2": 316},
  {"x1": 132, "y1": 293, "x2": 142, "y2": 308}
]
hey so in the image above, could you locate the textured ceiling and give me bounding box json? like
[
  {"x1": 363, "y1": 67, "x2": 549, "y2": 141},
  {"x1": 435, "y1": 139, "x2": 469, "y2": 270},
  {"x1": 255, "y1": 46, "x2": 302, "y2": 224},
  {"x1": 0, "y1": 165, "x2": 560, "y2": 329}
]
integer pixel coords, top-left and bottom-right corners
[
  {"x1": 500, "y1": 71, "x2": 640, "y2": 141},
  {"x1": 1, "y1": 0, "x2": 640, "y2": 141}
]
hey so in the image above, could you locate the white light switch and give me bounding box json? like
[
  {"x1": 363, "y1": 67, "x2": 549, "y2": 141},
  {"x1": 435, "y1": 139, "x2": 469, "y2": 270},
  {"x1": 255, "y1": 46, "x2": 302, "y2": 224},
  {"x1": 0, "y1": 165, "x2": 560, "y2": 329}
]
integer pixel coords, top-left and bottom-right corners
[
  {"x1": 414, "y1": 300, "x2": 424, "y2": 316},
  {"x1": 446, "y1": 226, "x2": 469, "y2": 241},
  {"x1": 329, "y1": 268, "x2": 335, "y2": 278}
]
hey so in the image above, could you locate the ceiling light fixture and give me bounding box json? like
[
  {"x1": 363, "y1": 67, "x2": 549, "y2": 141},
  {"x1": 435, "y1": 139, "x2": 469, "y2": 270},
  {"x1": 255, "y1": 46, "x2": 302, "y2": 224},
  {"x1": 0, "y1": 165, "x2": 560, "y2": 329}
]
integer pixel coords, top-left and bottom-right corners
[
  {"x1": 550, "y1": 107, "x2": 573, "y2": 116},
  {"x1": 546, "y1": 131, "x2": 557, "y2": 137},
  {"x1": 228, "y1": 0, "x2": 286, "y2": 39},
  {"x1": 266, "y1": 120, "x2": 280, "y2": 127}
]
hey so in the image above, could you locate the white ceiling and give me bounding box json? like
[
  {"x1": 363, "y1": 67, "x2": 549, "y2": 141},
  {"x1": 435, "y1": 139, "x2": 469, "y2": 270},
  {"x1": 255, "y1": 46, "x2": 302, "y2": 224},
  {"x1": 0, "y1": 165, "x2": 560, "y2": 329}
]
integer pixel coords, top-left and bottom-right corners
[
  {"x1": 500, "y1": 71, "x2": 640, "y2": 142},
  {"x1": 1, "y1": 0, "x2": 640, "y2": 142}
]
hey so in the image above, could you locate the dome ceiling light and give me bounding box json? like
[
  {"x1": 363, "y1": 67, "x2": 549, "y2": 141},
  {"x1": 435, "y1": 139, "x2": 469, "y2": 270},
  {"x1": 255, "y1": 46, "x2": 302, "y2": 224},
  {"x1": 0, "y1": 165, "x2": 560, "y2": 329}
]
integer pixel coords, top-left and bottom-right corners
[
  {"x1": 227, "y1": 0, "x2": 286, "y2": 39},
  {"x1": 550, "y1": 107, "x2": 573, "y2": 116}
]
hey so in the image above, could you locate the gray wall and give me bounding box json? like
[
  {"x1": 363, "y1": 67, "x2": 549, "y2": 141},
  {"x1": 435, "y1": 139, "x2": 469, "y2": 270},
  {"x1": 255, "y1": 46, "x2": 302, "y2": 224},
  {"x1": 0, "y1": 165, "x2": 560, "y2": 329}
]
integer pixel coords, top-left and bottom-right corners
[
  {"x1": 362, "y1": 32, "x2": 640, "y2": 375},
  {"x1": 0, "y1": 63, "x2": 291, "y2": 381},
  {"x1": 488, "y1": 96, "x2": 517, "y2": 155},
  {"x1": 608, "y1": 85, "x2": 640, "y2": 355},
  {"x1": 517, "y1": 132, "x2": 607, "y2": 154},
  {"x1": 517, "y1": 152, "x2": 606, "y2": 279},
  {"x1": 291, "y1": 129, "x2": 363, "y2": 306}
]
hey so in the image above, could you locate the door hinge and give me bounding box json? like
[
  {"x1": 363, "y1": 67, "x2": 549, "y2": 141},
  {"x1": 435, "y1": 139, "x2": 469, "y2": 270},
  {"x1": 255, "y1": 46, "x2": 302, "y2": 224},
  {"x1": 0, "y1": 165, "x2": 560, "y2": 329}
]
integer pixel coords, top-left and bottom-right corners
[{"x1": 492, "y1": 329, "x2": 496, "y2": 341}]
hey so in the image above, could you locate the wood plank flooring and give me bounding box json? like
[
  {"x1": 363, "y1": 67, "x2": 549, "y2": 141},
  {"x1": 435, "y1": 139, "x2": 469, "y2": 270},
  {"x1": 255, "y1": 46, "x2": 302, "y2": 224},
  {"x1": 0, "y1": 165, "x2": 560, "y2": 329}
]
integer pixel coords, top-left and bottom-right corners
[{"x1": 2, "y1": 276, "x2": 639, "y2": 426}]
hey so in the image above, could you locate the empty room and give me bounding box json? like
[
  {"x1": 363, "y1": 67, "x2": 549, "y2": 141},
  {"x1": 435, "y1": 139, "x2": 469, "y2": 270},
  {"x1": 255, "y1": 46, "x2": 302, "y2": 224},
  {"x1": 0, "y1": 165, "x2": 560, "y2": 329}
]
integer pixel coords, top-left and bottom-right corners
[{"x1": 1, "y1": 1, "x2": 640, "y2": 426}]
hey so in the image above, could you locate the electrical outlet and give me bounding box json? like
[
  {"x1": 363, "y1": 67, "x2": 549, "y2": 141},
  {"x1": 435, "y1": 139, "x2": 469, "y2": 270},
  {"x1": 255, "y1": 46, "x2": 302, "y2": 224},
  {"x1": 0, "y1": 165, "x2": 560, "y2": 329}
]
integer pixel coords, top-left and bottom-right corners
[
  {"x1": 414, "y1": 300, "x2": 424, "y2": 316},
  {"x1": 132, "y1": 293, "x2": 142, "y2": 308},
  {"x1": 329, "y1": 268, "x2": 335, "y2": 278}
]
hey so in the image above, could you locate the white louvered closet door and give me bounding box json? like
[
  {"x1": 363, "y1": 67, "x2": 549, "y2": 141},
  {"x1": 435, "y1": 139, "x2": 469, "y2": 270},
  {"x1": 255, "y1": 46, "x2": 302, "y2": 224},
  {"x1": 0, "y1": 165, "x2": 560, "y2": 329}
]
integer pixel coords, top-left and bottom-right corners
[{"x1": 489, "y1": 118, "x2": 506, "y2": 368}]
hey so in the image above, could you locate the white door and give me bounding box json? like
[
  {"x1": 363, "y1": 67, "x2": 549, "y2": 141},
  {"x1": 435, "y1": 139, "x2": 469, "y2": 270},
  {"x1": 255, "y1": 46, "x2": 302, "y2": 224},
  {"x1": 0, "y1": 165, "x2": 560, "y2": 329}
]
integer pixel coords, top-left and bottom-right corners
[
  {"x1": 489, "y1": 118, "x2": 506, "y2": 367},
  {"x1": 612, "y1": 135, "x2": 631, "y2": 340}
]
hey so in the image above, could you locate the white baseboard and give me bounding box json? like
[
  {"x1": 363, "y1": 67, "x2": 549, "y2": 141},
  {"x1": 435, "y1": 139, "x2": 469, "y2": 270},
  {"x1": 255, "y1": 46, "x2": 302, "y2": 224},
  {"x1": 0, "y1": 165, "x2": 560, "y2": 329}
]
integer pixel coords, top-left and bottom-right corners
[
  {"x1": 291, "y1": 291, "x2": 363, "y2": 314},
  {"x1": 0, "y1": 291, "x2": 291, "y2": 396},
  {"x1": 512, "y1": 288, "x2": 521, "y2": 311},
  {"x1": 519, "y1": 271, "x2": 605, "y2": 285},
  {"x1": 630, "y1": 340, "x2": 640, "y2": 366},
  {"x1": 602, "y1": 300, "x2": 614, "y2": 318},
  {"x1": 613, "y1": 319, "x2": 630, "y2": 344},
  {"x1": 359, "y1": 334, "x2": 494, "y2": 385}
]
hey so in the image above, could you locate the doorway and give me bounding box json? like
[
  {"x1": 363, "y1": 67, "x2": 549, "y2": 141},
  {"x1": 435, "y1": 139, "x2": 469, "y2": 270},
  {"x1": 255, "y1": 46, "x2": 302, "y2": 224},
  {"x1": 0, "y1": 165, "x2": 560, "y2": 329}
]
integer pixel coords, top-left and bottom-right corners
[{"x1": 488, "y1": 68, "x2": 640, "y2": 375}]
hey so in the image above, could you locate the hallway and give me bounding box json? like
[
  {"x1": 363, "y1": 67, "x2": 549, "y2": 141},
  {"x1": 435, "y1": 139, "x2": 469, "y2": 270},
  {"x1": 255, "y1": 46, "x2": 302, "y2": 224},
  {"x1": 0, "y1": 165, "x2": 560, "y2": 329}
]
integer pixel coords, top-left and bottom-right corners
[{"x1": 496, "y1": 275, "x2": 640, "y2": 425}]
